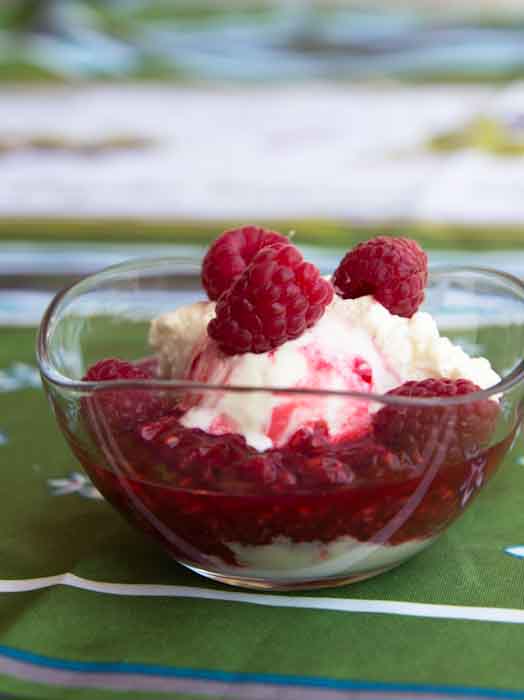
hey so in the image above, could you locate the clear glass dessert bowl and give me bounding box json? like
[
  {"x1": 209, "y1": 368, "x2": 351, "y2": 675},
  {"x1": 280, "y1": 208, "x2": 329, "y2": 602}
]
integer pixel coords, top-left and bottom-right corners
[{"x1": 37, "y1": 258, "x2": 524, "y2": 590}]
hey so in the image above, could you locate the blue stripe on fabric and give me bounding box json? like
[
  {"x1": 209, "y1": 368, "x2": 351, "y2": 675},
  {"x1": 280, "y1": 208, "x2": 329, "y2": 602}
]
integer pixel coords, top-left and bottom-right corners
[{"x1": 0, "y1": 644, "x2": 523, "y2": 699}]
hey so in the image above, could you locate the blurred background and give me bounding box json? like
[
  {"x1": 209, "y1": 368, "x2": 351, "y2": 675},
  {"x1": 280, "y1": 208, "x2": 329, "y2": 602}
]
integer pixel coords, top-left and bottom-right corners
[{"x1": 2, "y1": 0, "x2": 524, "y2": 323}]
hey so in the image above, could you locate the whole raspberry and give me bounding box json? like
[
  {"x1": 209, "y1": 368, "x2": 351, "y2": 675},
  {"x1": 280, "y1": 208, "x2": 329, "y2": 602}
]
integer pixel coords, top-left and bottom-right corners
[
  {"x1": 207, "y1": 243, "x2": 333, "y2": 355},
  {"x1": 202, "y1": 225, "x2": 288, "y2": 301},
  {"x1": 84, "y1": 358, "x2": 150, "y2": 383},
  {"x1": 373, "y1": 378, "x2": 499, "y2": 465},
  {"x1": 332, "y1": 236, "x2": 428, "y2": 318},
  {"x1": 83, "y1": 358, "x2": 167, "y2": 433}
]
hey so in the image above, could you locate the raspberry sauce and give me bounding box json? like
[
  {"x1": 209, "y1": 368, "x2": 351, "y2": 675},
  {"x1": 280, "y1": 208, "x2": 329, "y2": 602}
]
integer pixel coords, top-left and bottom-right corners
[{"x1": 63, "y1": 404, "x2": 512, "y2": 571}]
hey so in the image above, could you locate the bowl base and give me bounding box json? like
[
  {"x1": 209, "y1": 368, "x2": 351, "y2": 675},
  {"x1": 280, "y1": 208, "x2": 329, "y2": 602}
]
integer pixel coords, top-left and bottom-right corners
[{"x1": 180, "y1": 561, "x2": 402, "y2": 591}]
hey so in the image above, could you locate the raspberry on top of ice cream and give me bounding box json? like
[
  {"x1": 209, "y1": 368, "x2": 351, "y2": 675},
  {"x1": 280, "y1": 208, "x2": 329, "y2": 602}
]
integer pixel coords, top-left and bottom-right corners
[
  {"x1": 208, "y1": 242, "x2": 333, "y2": 355},
  {"x1": 149, "y1": 229, "x2": 499, "y2": 451},
  {"x1": 333, "y1": 236, "x2": 428, "y2": 318},
  {"x1": 202, "y1": 224, "x2": 288, "y2": 301}
]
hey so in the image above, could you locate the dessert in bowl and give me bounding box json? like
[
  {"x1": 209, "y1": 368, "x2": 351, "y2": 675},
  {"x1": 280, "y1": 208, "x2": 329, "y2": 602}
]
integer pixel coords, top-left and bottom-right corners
[{"x1": 37, "y1": 228, "x2": 524, "y2": 590}]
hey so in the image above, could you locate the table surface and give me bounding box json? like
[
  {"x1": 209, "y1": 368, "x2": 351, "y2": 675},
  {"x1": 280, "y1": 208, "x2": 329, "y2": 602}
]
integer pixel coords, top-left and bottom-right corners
[
  {"x1": 1, "y1": 239, "x2": 524, "y2": 700},
  {"x1": 2, "y1": 75, "x2": 524, "y2": 700}
]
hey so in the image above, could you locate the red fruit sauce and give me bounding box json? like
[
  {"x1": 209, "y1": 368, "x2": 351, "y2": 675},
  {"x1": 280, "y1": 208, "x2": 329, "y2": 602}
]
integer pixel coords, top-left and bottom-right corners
[{"x1": 57, "y1": 386, "x2": 512, "y2": 571}]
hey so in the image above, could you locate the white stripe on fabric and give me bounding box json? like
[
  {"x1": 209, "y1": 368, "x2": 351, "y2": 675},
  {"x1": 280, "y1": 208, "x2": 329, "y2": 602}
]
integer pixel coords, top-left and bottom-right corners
[{"x1": 1, "y1": 573, "x2": 524, "y2": 624}]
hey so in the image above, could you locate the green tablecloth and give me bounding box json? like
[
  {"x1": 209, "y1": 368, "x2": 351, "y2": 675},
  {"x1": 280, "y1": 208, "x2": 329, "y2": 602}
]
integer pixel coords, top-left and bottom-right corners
[{"x1": 1, "y1": 325, "x2": 524, "y2": 699}]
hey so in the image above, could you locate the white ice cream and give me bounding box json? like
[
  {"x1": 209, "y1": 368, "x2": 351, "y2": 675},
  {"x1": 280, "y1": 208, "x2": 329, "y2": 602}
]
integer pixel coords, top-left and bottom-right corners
[
  {"x1": 150, "y1": 294, "x2": 500, "y2": 451},
  {"x1": 205, "y1": 536, "x2": 434, "y2": 582}
]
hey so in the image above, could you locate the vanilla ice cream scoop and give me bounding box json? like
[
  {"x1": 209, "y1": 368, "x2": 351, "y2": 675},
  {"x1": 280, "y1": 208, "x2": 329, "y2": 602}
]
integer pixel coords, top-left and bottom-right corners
[{"x1": 150, "y1": 295, "x2": 500, "y2": 450}]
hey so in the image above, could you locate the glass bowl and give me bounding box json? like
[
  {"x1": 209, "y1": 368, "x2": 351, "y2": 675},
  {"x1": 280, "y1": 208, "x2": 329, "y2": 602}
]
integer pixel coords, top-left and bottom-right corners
[{"x1": 37, "y1": 258, "x2": 524, "y2": 590}]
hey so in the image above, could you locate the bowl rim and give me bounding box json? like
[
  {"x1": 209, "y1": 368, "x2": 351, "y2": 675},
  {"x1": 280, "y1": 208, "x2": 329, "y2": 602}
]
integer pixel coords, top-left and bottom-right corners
[{"x1": 36, "y1": 258, "x2": 524, "y2": 408}]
